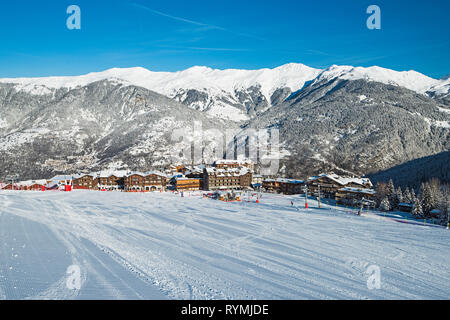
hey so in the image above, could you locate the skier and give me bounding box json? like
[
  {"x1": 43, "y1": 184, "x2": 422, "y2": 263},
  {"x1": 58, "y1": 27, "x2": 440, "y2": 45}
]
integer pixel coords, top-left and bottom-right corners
[
  {"x1": 357, "y1": 203, "x2": 363, "y2": 216},
  {"x1": 291, "y1": 201, "x2": 294, "y2": 207}
]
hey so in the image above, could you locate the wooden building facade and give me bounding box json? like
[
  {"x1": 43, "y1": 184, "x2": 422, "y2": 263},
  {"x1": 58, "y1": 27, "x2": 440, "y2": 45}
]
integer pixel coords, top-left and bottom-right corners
[{"x1": 203, "y1": 167, "x2": 253, "y2": 191}]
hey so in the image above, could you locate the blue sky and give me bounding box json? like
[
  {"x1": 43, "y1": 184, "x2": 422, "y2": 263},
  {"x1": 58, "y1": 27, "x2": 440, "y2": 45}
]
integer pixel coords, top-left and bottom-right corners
[{"x1": 0, "y1": 0, "x2": 449, "y2": 78}]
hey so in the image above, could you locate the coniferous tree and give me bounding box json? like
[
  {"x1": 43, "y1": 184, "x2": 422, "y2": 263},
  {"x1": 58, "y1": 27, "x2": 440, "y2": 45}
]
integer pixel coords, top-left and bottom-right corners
[
  {"x1": 411, "y1": 188, "x2": 417, "y2": 203},
  {"x1": 392, "y1": 186, "x2": 402, "y2": 209},
  {"x1": 421, "y1": 183, "x2": 434, "y2": 217},
  {"x1": 380, "y1": 197, "x2": 390, "y2": 212},
  {"x1": 438, "y1": 184, "x2": 449, "y2": 226},
  {"x1": 387, "y1": 179, "x2": 396, "y2": 210},
  {"x1": 412, "y1": 197, "x2": 423, "y2": 218},
  {"x1": 404, "y1": 187, "x2": 412, "y2": 204},
  {"x1": 375, "y1": 182, "x2": 388, "y2": 208},
  {"x1": 428, "y1": 178, "x2": 441, "y2": 213}
]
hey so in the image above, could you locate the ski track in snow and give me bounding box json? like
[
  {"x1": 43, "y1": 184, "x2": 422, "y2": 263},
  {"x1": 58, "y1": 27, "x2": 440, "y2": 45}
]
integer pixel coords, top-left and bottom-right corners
[{"x1": 0, "y1": 190, "x2": 449, "y2": 300}]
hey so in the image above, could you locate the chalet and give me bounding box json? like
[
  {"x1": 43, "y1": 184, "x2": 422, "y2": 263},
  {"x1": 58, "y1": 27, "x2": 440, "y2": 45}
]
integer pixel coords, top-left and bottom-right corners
[
  {"x1": 262, "y1": 178, "x2": 305, "y2": 195},
  {"x1": 73, "y1": 174, "x2": 98, "y2": 190},
  {"x1": 124, "y1": 172, "x2": 146, "y2": 191},
  {"x1": 165, "y1": 164, "x2": 189, "y2": 176},
  {"x1": 335, "y1": 187, "x2": 376, "y2": 206},
  {"x1": 430, "y1": 209, "x2": 441, "y2": 218},
  {"x1": 203, "y1": 167, "x2": 253, "y2": 191},
  {"x1": 17, "y1": 179, "x2": 47, "y2": 191},
  {"x1": 171, "y1": 177, "x2": 201, "y2": 191},
  {"x1": 185, "y1": 167, "x2": 205, "y2": 189},
  {"x1": 1, "y1": 183, "x2": 13, "y2": 190},
  {"x1": 143, "y1": 171, "x2": 167, "y2": 191},
  {"x1": 308, "y1": 173, "x2": 372, "y2": 198},
  {"x1": 398, "y1": 203, "x2": 413, "y2": 213},
  {"x1": 98, "y1": 172, "x2": 125, "y2": 191}
]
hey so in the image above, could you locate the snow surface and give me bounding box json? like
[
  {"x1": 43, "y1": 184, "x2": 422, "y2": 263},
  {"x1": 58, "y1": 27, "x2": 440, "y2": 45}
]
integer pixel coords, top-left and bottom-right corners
[
  {"x1": 314, "y1": 65, "x2": 449, "y2": 95},
  {"x1": 0, "y1": 63, "x2": 321, "y2": 103},
  {"x1": 2, "y1": 63, "x2": 446, "y2": 99},
  {"x1": 0, "y1": 190, "x2": 449, "y2": 300}
]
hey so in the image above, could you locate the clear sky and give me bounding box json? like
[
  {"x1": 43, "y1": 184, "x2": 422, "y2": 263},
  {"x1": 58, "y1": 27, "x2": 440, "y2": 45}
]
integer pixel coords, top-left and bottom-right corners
[{"x1": 0, "y1": 0, "x2": 449, "y2": 78}]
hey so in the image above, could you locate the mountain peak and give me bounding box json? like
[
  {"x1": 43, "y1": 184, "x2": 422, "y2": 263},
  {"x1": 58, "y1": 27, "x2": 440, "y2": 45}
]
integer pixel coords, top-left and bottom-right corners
[
  {"x1": 316, "y1": 64, "x2": 442, "y2": 94},
  {"x1": 0, "y1": 63, "x2": 448, "y2": 98}
]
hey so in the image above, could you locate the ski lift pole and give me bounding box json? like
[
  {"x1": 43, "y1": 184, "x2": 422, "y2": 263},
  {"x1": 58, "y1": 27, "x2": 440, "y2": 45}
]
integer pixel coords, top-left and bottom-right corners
[
  {"x1": 318, "y1": 184, "x2": 321, "y2": 208},
  {"x1": 303, "y1": 185, "x2": 308, "y2": 209}
]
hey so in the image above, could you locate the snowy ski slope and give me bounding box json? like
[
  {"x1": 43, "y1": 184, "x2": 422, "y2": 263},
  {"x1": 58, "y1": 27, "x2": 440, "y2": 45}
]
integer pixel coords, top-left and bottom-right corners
[{"x1": 0, "y1": 190, "x2": 449, "y2": 300}]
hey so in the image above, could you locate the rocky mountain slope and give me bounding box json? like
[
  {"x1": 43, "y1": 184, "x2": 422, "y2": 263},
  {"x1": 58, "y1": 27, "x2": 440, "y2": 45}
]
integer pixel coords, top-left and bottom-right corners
[
  {"x1": 0, "y1": 80, "x2": 236, "y2": 180},
  {"x1": 240, "y1": 77, "x2": 449, "y2": 179}
]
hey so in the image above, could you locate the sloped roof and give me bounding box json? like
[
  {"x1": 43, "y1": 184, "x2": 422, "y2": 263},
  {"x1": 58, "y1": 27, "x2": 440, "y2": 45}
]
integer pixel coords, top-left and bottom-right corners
[
  {"x1": 309, "y1": 173, "x2": 372, "y2": 187},
  {"x1": 16, "y1": 179, "x2": 47, "y2": 186},
  {"x1": 214, "y1": 159, "x2": 253, "y2": 165},
  {"x1": 205, "y1": 167, "x2": 250, "y2": 177},
  {"x1": 263, "y1": 178, "x2": 304, "y2": 184},
  {"x1": 338, "y1": 187, "x2": 376, "y2": 195},
  {"x1": 49, "y1": 175, "x2": 73, "y2": 181},
  {"x1": 144, "y1": 170, "x2": 167, "y2": 178},
  {"x1": 73, "y1": 173, "x2": 99, "y2": 179}
]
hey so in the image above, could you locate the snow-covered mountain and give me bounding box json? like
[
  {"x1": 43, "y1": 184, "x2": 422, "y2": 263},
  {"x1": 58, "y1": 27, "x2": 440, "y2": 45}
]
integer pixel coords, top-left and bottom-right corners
[
  {"x1": 2, "y1": 63, "x2": 448, "y2": 122},
  {"x1": 243, "y1": 75, "x2": 449, "y2": 178},
  {"x1": 0, "y1": 63, "x2": 449, "y2": 180},
  {"x1": 313, "y1": 65, "x2": 448, "y2": 95},
  {"x1": 0, "y1": 63, "x2": 321, "y2": 121},
  {"x1": 0, "y1": 80, "x2": 237, "y2": 179}
]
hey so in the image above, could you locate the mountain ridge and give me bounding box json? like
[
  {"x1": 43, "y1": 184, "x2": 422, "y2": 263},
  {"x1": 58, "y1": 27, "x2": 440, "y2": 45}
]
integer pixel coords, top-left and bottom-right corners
[{"x1": 0, "y1": 63, "x2": 449, "y2": 181}]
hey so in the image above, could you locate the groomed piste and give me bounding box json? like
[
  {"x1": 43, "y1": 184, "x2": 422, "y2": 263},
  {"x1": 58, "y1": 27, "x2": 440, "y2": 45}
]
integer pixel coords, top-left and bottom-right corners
[{"x1": 0, "y1": 190, "x2": 449, "y2": 300}]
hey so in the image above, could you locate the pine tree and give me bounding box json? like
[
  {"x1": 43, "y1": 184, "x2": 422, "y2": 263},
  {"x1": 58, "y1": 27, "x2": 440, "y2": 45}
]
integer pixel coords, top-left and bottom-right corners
[
  {"x1": 428, "y1": 178, "x2": 441, "y2": 213},
  {"x1": 393, "y1": 186, "x2": 403, "y2": 208},
  {"x1": 421, "y1": 183, "x2": 434, "y2": 217},
  {"x1": 375, "y1": 182, "x2": 388, "y2": 208},
  {"x1": 387, "y1": 179, "x2": 396, "y2": 211},
  {"x1": 438, "y1": 184, "x2": 449, "y2": 226},
  {"x1": 404, "y1": 187, "x2": 412, "y2": 204},
  {"x1": 380, "y1": 197, "x2": 390, "y2": 212},
  {"x1": 412, "y1": 197, "x2": 423, "y2": 218},
  {"x1": 411, "y1": 188, "x2": 417, "y2": 203}
]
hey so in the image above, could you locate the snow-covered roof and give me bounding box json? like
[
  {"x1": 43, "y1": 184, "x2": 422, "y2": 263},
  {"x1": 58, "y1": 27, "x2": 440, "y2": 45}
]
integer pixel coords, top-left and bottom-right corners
[
  {"x1": 214, "y1": 159, "x2": 253, "y2": 165},
  {"x1": 398, "y1": 202, "x2": 414, "y2": 207},
  {"x1": 338, "y1": 187, "x2": 376, "y2": 195},
  {"x1": 126, "y1": 171, "x2": 146, "y2": 177},
  {"x1": 205, "y1": 167, "x2": 250, "y2": 177},
  {"x1": 73, "y1": 173, "x2": 98, "y2": 179},
  {"x1": 97, "y1": 170, "x2": 128, "y2": 178},
  {"x1": 16, "y1": 179, "x2": 47, "y2": 186},
  {"x1": 144, "y1": 170, "x2": 167, "y2": 178},
  {"x1": 308, "y1": 173, "x2": 372, "y2": 187},
  {"x1": 49, "y1": 175, "x2": 73, "y2": 181},
  {"x1": 173, "y1": 177, "x2": 200, "y2": 181},
  {"x1": 264, "y1": 178, "x2": 304, "y2": 184}
]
